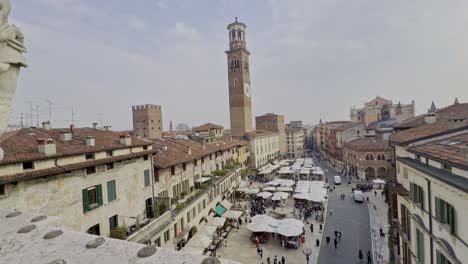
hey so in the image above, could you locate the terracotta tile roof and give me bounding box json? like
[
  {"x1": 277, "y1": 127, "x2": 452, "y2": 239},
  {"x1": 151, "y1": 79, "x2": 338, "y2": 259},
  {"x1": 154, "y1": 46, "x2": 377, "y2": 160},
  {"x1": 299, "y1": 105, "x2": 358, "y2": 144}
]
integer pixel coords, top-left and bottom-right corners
[
  {"x1": 395, "y1": 103, "x2": 468, "y2": 129},
  {"x1": 192, "y1": 123, "x2": 224, "y2": 132},
  {"x1": 0, "y1": 150, "x2": 156, "y2": 184},
  {"x1": 325, "y1": 121, "x2": 350, "y2": 125},
  {"x1": 335, "y1": 122, "x2": 363, "y2": 131},
  {"x1": 0, "y1": 128, "x2": 152, "y2": 165},
  {"x1": 344, "y1": 137, "x2": 392, "y2": 151},
  {"x1": 151, "y1": 137, "x2": 248, "y2": 169},
  {"x1": 394, "y1": 183, "x2": 409, "y2": 195},
  {"x1": 408, "y1": 131, "x2": 468, "y2": 169},
  {"x1": 244, "y1": 129, "x2": 278, "y2": 139}
]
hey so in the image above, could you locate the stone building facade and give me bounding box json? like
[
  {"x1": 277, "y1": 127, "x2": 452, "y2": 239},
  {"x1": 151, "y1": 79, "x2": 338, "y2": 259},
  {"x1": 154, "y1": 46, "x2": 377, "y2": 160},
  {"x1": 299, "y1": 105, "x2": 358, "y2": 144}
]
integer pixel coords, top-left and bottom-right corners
[
  {"x1": 0, "y1": 127, "x2": 155, "y2": 237},
  {"x1": 255, "y1": 113, "x2": 286, "y2": 155},
  {"x1": 335, "y1": 122, "x2": 366, "y2": 161},
  {"x1": 286, "y1": 127, "x2": 305, "y2": 159},
  {"x1": 350, "y1": 96, "x2": 415, "y2": 127},
  {"x1": 132, "y1": 104, "x2": 163, "y2": 139},
  {"x1": 244, "y1": 130, "x2": 280, "y2": 170},
  {"x1": 343, "y1": 138, "x2": 393, "y2": 179}
]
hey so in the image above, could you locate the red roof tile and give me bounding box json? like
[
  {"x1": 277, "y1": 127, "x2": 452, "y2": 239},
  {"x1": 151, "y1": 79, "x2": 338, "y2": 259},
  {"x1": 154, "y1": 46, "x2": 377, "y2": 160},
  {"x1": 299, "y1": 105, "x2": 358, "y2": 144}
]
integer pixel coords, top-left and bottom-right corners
[
  {"x1": 344, "y1": 138, "x2": 392, "y2": 151},
  {"x1": 192, "y1": 123, "x2": 224, "y2": 132},
  {"x1": 395, "y1": 103, "x2": 468, "y2": 129}
]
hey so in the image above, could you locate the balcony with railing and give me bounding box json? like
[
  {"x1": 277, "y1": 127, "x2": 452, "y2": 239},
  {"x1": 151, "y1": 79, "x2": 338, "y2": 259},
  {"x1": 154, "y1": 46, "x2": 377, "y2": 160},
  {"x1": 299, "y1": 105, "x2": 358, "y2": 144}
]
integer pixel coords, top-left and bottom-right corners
[{"x1": 128, "y1": 165, "x2": 241, "y2": 244}]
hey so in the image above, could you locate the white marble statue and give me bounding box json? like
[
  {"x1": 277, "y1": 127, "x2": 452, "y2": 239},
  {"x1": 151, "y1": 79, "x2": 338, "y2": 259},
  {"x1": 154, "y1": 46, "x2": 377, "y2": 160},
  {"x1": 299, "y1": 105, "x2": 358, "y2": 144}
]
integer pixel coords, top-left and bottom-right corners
[{"x1": 0, "y1": 0, "x2": 27, "y2": 133}]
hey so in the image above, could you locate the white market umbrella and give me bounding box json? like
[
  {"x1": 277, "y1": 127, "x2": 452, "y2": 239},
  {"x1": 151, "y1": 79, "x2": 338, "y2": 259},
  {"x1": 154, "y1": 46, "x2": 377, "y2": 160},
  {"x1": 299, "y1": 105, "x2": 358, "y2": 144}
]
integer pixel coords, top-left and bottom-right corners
[
  {"x1": 274, "y1": 192, "x2": 289, "y2": 199},
  {"x1": 198, "y1": 225, "x2": 218, "y2": 237},
  {"x1": 257, "y1": 191, "x2": 273, "y2": 199},
  {"x1": 185, "y1": 234, "x2": 212, "y2": 249},
  {"x1": 268, "y1": 218, "x2": 282, "y2": 228},
  {"x1": 223, "y1": 210, "x2": 243, "y2": 220},
  {"x1": 263, "y1": 186, "x2": 277, "y2": 192},
  {"x1": 373, "y1": 179, "x2": 386, "y2": 184},
  {"x1": 276, "y1": 225, "x2": 303, "y2": 237},
  {"x1": 277, "y1": 186, "x2": 293, "y2": 192},
  {"x1": 247, "y1": 222, "x2": 275, "y2": 233},
  {"x1": 251, "y1": 214, "x2": 274, "y2": 224},
  {"x1": 281, "y1": 218, "x2": 304, "y2": 228},
  {"x1": 265, "y1": 181, "x2": 280, "y2": 186}
]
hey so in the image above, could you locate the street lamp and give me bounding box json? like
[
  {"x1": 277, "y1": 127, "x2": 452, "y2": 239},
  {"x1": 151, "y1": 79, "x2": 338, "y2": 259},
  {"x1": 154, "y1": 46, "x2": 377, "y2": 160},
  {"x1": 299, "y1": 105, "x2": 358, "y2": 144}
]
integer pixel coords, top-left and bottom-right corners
[{"x1": 302, "y1": 247, "x2": 312, "y2": 264}]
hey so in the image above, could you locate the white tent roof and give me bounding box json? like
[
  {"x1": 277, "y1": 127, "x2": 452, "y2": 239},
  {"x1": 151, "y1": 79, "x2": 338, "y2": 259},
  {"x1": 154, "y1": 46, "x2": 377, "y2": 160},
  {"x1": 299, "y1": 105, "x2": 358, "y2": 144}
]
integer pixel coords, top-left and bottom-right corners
[
  {"x1": 195, "y1": 177, "x2": 211, "y2": 183},
  {"x1": 276, "y1": 179, "x2": 294, "y2": 187},
  {"x1": 207, "y1": 217, "x2": 226, "y2": 227},
  {"x1": 277, "y1": 186, "x2": 293, "y2": 192},
  {"x1": 272, "y1": 191, "x2": 289, "y2": 200},
  {"x1": 373, "y1": 179, "x2": 386, "y2": 184},
  {"x1": 276, "y1": 225, "x2": 303, "y2": 237},
  {"x1": 257, "y1": 191, "x2": 273, "y2": 198},
  {"x1": 265, "y1": 181, "x2": 280, "y2": 186},
  {"x1": 185, "y1": 234, "x2": 212, "y2": 249},
  {"x1": 300, "y1": 168, "x2": 311, "y2": 174},
  {"x1": 180, "y1": 246, "x2": 204, "y2": 255},
  {"x1": 237, "y1": 188, "x2": 259, "y2": 194},
  {"x1": 246, "y1": 222, "x2": 275, "y2": 233},
  {"x1": 251, "y1": 214, "x2": 274, "y2": 224},
  {"x1": 197, "y1": 225, "x2": 218, "y2": 237},
  {"x1": 263, "y1": 186, "x2": 276, "y2": 192},
  {"x1": 220, "y1": 200, "x2": 232, "y2": 210},
  {"x1": 223, "y1": 210, "x2": 243, "y2": 219}
]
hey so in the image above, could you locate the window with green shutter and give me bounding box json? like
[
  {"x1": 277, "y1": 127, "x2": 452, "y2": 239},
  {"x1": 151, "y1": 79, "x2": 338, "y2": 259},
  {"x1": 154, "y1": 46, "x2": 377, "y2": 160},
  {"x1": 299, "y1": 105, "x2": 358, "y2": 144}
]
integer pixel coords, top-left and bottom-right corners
[
  {"x1": 410, "y1": 183, "x2": 424, "y2": 210},
  {"x1": 435, "y1": 197, "x2": 456, "y2": 235},
  {"x1": 144, "y1": 169, "x2": 150, "y2": 187},
  {"x1": 82, "y1": 185, "x2": 103, "y2": 212},
  {"x1": 436, "y1": 250, "x2": 452, "y2": 264},
  {"x1": 416, "y1": 228, "x2": 424, "y2": 263},
  {"x1": 107, "y1": 180, "x2": 116, "y2": 202}
]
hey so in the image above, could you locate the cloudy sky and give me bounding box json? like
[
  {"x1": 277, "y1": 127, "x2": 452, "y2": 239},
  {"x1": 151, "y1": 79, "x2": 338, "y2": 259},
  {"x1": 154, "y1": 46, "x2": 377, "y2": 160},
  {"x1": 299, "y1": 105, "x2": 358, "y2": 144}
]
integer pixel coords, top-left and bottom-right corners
[{"x1": 9, "y1": 0, "x2": 468, "y2": 130}]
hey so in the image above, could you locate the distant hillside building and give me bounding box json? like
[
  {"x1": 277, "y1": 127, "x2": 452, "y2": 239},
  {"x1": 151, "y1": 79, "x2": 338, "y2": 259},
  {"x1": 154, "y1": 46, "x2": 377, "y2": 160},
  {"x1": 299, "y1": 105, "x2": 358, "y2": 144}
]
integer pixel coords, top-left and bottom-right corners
[
  {"x1": 132, "y1": 104, "x2": 163, "y2": 139},
  {"x1": 350, "y1": 96, "x2": 415, "y2": 126}
]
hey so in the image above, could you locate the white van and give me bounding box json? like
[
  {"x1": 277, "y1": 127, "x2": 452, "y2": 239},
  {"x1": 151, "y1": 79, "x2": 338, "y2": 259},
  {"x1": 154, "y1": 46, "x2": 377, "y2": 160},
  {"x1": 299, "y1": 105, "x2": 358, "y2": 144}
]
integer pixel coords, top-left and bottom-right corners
[
  {"x1": 353, "y1": 190, "x2": 364, "y2": 203},
  {"x1": 333, "y1": 175, "x2": 342, "y2": 185}
]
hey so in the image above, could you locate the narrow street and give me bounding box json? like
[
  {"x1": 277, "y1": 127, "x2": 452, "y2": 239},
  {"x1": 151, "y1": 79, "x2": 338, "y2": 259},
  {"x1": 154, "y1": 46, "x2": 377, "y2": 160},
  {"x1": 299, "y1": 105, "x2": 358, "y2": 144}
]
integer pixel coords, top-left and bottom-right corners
[{"x1": 317, "y1": 161, "x2": 372, "y2": 264}]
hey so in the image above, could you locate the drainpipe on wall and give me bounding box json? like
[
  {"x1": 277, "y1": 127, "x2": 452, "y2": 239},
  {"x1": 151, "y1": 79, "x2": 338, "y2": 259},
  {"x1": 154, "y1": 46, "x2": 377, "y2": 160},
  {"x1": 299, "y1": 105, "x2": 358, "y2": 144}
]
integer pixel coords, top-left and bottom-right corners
[{"x1": 426, "y1": 178, "x2": 434, "y2": 264}]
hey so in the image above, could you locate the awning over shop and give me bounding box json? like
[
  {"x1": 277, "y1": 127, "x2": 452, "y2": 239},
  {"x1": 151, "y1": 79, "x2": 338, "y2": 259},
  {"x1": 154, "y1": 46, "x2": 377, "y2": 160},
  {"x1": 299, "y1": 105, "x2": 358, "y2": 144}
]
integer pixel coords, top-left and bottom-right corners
[
  {"x1": 223, "y1": 210, "x2": 243, "y2": 219},
  {"x1": 184, "y1": 234, "x2": 212, "y2": 249},
  {"x1": 215, "y1": 204, "x2": 227, "y2": 216},
  {"x1": 207, "y1": 217, "x2": 226, "y2": 227},
  {"x1": 198, "y1": 225, "x2": 218, "y2": 237},
  {"x1": 195, "y1": 177, "x2": 211, "y2": 183},
  {"x1": 220, "y1": 200, "x2": 233, "y2": 210}
]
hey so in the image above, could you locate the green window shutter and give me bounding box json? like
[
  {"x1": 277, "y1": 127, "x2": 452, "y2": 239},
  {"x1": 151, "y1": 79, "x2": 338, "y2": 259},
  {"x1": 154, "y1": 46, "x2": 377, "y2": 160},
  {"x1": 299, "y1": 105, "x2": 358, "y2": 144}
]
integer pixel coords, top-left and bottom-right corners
[
  {"x1": 435, "y1": 197, "x2": 440, "y2": 222},
  {"x1": 97, "y1": 184, "x2": 103, "y2": 206},
  {"x1": 449, "y1": 205, "x2": 455, "y2": 234},
  {"x1": 107, "y1": 180, "x2": 116, "y2": 202},
  {"x1": 410, "y1": 183, "x2": 415, "y2": 202},
  {"x1": 436, "y1": 250, "x2": 442, "y2": 264},
  {"x1": 82, "y1": 189, "x2": 89, "y2": 213},
  {"x1": 144, "y1": 170, "x2": 150, "y2": 187},
  {"x1": 420, "y1": 187, "x2": 424, "y2": 210},
  {"x1": 416, "y1": 229, "x2": 424, "y2": 263}
]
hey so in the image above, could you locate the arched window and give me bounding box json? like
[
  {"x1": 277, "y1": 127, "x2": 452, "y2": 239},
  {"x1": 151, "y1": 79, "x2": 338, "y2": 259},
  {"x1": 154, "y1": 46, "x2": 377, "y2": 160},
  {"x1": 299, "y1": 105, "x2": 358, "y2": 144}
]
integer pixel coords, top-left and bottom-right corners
[
  {"x1": 366, "y1": 154, "x2": 370, "y2": 160},
  {"x1": 381, "y1": 154, "x2": 385, "y2": 161},
  {"x1": 370, "y1": 154, "x2": 374, "y2": 160},
  {"x1": 377, "y1": 155, "x2": 381, "y2": 161}
]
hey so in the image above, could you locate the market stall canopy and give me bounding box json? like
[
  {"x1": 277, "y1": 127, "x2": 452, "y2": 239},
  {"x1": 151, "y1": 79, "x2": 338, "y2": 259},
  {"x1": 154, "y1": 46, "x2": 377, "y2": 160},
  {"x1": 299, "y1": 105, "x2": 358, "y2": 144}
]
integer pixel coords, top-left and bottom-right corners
[
  {"x1": 184, "y1": 234, "x2": 212, "y2": 249},
  {"x1": 251, "y1": 214, "x2": 274, "y2": 224},
  {"x1": 237, "y1": 188, "x2": 259, "y2": 194},
  {"x1": 292, "y1": 192, "x2": 326, "y2": 202},
  {"x1": 273, "y1": 207, "x2": 290, "y2": 216},
  {"x1": 280, "y1": 218, "x2": 304, "y2": 228},
  {"x1": 275, "y1": 179, "x2": 294, "y2": 187},
  {"x1": 247, "y1": 222, "x2": 276, "y2": 233},
  {"x1": 265, "y1": 181, "x2": 280, "y2": 186},
  {"x1": 220, "y1": 200, "x2": 233, "y2": 210},
  {"x1": 215, "y1": 204, "x2": 227, "y2": 216},
  {"x1": 373, "y1": 179, "x2": 386, "y2": 184},
  {"x1": 299, "y1": 169, "x2": 311, "y2": 175},
  {"x1": 180, "y1": 246, "x2": 204, "y2": 255},
  {"x1": 276, "y1": 225, "x2": 303, "y2": 237},
  {"x1": 257, "y1": 192, "x2": 273, "y2": 199},
  {"x1": 277, "y1": 186, "x2": 293, "y2": 192},
  {"x1": 263, "y1": 186, "x2": 276, "y2": 192},
  {"x1": 223, "y1": 210, "x2": 243, "y2": 219},
  {"x1": 207, "y1": 217, "x2": 226, "y2": 227},
  {"x1": 195, "y1": 177, "x2": 211, "y2": 183},
  {"x1": 198, "y1": 225, "x2": 218, "y2": 237},
  {"x1": 271, "y1": 192, "x2": 289, "y2": 201}
]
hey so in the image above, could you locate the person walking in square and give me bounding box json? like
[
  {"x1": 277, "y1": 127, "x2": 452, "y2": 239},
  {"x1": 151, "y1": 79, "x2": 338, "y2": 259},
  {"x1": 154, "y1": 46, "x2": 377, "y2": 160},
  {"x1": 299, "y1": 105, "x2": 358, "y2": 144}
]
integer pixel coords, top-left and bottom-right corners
[
  {"x1": 326, "y1": 236, "x2": 330, "y2": 244},
  {"x1": 266, "y1": 256, "x2": 270, "y2": 264},
  {"x1": 367, "y1": 250, "x2": 372, "y2": 264},
  {"x1": 358, "y1": 250, "x2": 363, "y2": 263},
  {"x1": 281, "y1": 256, "x2": 285, "y2": 264},
  {"x1": 310, "y1": 223, "x2": 313, "y2": 233},
  {"x1": 334, "y1": 230, "x2": 338, "y2": 238},
  {"x1": 273, "y1": 255, "x2": 278, "y2": 264},
  {"x1": 338, "y1": 231, "x2": 342, "y2": 241},
  {"x1": 334, "y1": 238, "x2": 338, "y2": 248},
  {"x1": 259, "y1": 247, "x2": 263, "y2": 259}
]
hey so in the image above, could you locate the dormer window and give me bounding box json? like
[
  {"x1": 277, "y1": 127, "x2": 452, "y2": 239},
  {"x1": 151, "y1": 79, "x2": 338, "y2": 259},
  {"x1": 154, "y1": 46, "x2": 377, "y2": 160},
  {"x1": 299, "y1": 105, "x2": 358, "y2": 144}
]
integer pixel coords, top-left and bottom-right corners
[{"x1": 85, "y1": 153, "x2": 95, "y2": 160}]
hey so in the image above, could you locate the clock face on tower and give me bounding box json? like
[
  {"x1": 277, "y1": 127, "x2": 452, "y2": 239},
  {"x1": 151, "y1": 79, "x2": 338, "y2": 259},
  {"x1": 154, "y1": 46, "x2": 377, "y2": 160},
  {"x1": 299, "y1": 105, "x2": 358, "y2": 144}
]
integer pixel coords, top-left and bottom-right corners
[{"x1": 244, "y1": 82, "x2": 251, "y2": 97}]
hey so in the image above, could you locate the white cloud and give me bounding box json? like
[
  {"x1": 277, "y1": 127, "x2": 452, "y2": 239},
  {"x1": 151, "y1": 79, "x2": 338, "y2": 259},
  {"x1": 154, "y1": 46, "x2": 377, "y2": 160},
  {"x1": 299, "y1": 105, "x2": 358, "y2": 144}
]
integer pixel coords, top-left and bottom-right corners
[{"x1": 168, "y1": 22, "x2": 201, "y2": 41}]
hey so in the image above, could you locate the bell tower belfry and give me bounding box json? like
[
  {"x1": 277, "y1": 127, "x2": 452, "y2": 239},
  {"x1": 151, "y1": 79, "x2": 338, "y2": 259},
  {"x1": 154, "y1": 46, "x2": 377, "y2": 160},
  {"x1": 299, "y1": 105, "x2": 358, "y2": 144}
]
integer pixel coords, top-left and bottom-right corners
[{"x1": 226, "y1": 18, "x2": 252, "y2": 136}]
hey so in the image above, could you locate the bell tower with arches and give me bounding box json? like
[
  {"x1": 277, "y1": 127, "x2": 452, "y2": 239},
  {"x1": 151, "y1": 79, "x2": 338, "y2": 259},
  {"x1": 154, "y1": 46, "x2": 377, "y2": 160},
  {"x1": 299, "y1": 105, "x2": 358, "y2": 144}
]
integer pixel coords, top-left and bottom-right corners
[{"x1": 226, "y1": 17, "x2": 252, "y2": 136}]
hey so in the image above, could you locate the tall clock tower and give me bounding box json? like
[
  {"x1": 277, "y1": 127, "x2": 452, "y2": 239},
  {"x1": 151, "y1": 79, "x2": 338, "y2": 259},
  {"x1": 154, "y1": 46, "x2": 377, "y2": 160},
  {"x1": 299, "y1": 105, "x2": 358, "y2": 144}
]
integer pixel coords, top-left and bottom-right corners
[{"x1": 226, "y1": 18, "x2": 253, "y2": 136}]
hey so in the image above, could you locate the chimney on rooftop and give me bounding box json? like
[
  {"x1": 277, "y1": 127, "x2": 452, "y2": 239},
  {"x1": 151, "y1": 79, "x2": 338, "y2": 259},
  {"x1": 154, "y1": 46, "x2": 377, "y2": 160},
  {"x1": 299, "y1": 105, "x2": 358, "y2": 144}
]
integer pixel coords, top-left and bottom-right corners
[
  {"x1": 447, "y1": 118, "x2": 466, "y2": 130},
  {"x1": 187, "y1": 146, "x2": 192, "y2": 155},
  {"x1": 42, "y1": 121, "x2": 51, "y2": 130},
  {"x1": 120, "y1": 134, "x2": 132, "y2": 146},
  {"x1": 104, "y1": 125, "x2": 112, "y2": 131},
  {"x1": 59, "y1": 130, "x2": 72, "y2": 141},
  {"x1": 202, "y1": 143, "x2": 206, "y2": 150},
  {"x1": 162, "y1": 145, "x2": 168, "y2": 151},
  {"x1": 37, "y1": 138, "x2": 56, "y2": 156},
  {"x1": 70, "y1": 124, "x2": 75, "y2": 131},
  {"x1": 424, "y1": 113, "x2": 437, "y2": 124},
  {"x1": 86, "y1": 136, "x2": 95, "y2": 147},
  {"x1": 92, "y1": 123, "x2": 98, "y2": 129}
]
